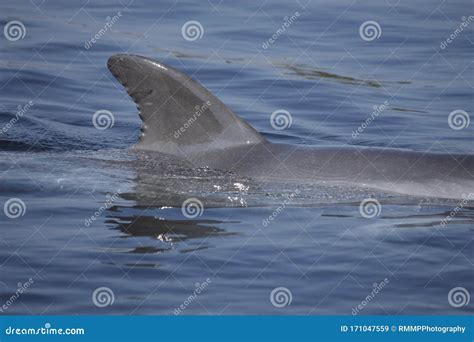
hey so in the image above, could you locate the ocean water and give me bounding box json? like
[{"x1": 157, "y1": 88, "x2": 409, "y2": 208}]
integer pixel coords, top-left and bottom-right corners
[{"x1": 0, "y1": 0, "x2": 472, "y2": 315}]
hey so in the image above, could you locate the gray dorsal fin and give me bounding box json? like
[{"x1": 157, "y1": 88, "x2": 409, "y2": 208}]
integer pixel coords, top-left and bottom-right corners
[{"x1": 107, "y1": 54, "x2": 265, "y2": 156}]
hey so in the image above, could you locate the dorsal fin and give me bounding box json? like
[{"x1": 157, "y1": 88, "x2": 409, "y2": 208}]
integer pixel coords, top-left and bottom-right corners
[{"x1": 107, "y1": 54, "x2": 265, "y2": 156}]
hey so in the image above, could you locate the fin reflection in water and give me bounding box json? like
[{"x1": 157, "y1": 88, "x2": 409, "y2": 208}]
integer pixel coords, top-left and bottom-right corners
[{"x1": 106, "y1": 206, "x2": 237, "y2": 254}]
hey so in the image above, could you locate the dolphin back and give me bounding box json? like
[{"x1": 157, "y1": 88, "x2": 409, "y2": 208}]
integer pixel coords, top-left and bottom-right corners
[{"x1": 107, "y1": 54, "x2": 265, "y2": 156}]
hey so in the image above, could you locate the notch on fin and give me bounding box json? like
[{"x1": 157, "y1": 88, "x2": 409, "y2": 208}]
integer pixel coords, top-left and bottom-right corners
[{"x1": 107, "y1": 54, "x2": 265, "y2": 156}]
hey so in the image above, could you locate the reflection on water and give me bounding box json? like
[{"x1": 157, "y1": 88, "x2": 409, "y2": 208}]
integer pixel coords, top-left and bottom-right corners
[
  {"x1": 106, "y1": 205, "x2": 237, "y2": 254},
  {"x1": 284, "y1": 63, "x2": 382, "y2": 87},
  {"x1": 283, "y1": 64, "x2": 411, "y2": 88}
]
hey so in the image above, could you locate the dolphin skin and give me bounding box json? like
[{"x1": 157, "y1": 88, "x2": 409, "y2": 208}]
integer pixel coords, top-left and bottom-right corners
[{"x1": 107, "y1": 54, "x2": 474, "y2": 200}]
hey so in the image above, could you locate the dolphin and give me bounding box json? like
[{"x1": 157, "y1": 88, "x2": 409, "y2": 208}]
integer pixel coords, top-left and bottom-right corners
[{"x1": 107, "y1": 54, "x2": 474, "y2": 200}]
